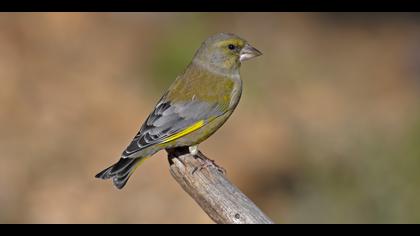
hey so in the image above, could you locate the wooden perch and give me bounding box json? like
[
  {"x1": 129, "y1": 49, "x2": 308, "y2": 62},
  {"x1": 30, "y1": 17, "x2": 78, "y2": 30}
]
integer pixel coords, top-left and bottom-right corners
[{"x1": 167, "y1": 147, "x2": 274, "y2": 224}]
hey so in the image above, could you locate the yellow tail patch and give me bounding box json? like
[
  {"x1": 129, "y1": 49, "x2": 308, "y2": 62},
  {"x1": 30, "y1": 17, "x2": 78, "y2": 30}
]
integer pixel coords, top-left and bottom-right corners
[{"x1": 162, "y1": 120, "x2": 205, "y2": 144}]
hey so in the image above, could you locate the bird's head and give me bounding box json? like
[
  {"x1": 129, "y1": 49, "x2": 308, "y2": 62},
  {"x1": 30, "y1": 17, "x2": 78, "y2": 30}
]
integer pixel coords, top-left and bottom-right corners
[{"x1": 193, "y1": 33, "x2": 262, "y2": 74}]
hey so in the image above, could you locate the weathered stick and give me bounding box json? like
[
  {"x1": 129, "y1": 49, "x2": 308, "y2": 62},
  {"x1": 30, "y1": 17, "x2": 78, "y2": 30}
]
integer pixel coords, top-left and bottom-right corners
[{"x1": 167, "y1": 147, "x2": 274, "y2": 224}]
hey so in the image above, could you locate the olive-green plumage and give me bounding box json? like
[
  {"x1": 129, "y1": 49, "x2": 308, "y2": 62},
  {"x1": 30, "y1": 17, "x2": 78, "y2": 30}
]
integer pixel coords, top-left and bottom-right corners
[{"x1": 96, "y1": 33, "x2": 262, "y2": 189}]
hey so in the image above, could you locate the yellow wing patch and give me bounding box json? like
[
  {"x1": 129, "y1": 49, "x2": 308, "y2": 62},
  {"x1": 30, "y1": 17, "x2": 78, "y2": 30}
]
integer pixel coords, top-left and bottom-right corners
[{"x1": 162, "y1": 120, "x2": 205, "y2": 144}]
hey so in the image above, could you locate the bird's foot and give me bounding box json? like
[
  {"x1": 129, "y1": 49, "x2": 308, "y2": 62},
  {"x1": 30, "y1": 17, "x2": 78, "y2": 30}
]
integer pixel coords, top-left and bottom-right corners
[{"x1": 192, "y1": 151, "x2": 226, "y2": 175}]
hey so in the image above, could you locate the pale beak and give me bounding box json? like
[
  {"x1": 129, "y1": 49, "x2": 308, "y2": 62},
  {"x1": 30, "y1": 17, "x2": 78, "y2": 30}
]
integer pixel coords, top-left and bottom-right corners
[{"x1": 239, "y1": 43, "x2": 262, "y2": 62}]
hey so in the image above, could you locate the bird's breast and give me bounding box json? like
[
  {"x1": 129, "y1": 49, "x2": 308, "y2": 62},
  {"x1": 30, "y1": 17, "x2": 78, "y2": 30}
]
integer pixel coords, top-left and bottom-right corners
[
  {"x1": 167, "y1": 65, "x2": 242, "y2": 111},
  {"x1": 227, "y1": 76, "x2": 242, "y2": 110}
]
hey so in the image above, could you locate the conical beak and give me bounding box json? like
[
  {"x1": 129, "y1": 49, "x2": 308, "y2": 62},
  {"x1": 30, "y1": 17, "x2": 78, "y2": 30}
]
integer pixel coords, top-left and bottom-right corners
[{"x1": 239, "y1": 43, "x2": 263, "y2": 62}]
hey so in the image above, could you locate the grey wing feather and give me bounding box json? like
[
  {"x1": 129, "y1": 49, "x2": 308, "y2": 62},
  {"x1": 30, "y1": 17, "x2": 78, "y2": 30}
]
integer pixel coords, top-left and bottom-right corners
[{"x1": 122, "y1": 99, "x2": 224, "y2": 157}]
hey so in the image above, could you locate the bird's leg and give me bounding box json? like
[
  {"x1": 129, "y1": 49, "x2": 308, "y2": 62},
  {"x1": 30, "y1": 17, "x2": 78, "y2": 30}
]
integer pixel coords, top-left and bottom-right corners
[{"x1": 192, "y1": 150, "x2": 226, "y2": 175}]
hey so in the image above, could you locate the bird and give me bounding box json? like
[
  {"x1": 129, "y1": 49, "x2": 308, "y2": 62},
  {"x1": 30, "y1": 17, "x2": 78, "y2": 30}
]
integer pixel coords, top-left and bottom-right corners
[{"x1": 95, "y1": 32, "x2": 262, "y2": 189}]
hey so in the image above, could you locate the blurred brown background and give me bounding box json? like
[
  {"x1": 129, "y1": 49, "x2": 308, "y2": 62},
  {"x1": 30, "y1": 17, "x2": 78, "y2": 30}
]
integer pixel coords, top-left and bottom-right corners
[{"x1": 1, "y1": 13, "x2": 420, "y2": 223}]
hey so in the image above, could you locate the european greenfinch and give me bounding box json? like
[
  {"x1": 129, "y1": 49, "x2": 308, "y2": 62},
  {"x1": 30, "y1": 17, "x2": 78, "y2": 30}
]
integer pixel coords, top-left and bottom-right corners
[{"x1": 96, "y1": 33, "x2": 262, "y2": 189}]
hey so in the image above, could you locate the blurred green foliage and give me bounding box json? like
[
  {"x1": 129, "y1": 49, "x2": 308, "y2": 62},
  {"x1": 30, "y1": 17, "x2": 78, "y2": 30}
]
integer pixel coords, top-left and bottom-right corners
[{"x1": 150, "y1": 15, "x2": 209, "y2": 90}]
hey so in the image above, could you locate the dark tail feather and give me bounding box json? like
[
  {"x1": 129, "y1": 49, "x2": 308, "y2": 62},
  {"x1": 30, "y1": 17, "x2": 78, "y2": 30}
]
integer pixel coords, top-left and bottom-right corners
[
  {"x1": 95, "y1": 158, "x2": 133, "y2": 179},
  {"x1": 95, "y1": 157, "x2": 146, "y2": 189}
]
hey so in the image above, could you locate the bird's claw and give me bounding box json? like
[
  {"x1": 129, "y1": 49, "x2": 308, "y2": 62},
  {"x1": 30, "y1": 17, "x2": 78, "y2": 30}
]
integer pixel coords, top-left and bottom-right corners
[{"x1": 192, "y1": 152, "x2": 226, "y2": 175}]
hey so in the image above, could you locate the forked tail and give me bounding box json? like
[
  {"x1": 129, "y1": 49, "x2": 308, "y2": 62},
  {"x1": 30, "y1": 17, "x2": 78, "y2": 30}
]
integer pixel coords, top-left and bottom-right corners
[{"x1": 95, "y1": 156, "x2": 147, "y2": 189}]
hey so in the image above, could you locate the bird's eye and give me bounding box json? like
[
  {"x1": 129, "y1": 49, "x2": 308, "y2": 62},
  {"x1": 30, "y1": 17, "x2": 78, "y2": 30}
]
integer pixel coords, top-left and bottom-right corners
[{"x1": 228, "y1": 44, "x2": 236, "y2": 50}]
